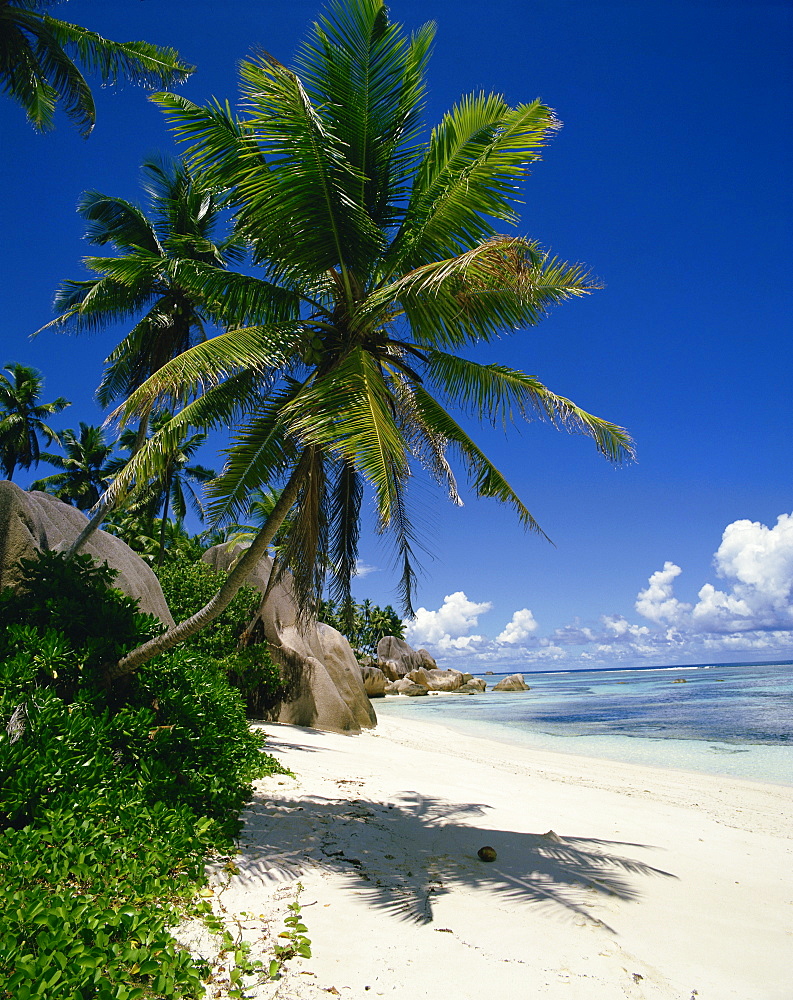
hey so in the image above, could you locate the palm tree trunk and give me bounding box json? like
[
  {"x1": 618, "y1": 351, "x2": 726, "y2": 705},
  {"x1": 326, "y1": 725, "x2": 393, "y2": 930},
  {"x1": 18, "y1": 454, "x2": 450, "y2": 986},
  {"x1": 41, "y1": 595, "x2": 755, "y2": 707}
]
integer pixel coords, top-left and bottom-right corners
[
  {"x1": 65, "y1": 497, "x2": 112, "y2": 558},
  {"x1": 106, "y1": 449, "x2": 313, "y2": 681},
  {"x1": 157, "y1": 482, "x2": 171, "y2": 568}
]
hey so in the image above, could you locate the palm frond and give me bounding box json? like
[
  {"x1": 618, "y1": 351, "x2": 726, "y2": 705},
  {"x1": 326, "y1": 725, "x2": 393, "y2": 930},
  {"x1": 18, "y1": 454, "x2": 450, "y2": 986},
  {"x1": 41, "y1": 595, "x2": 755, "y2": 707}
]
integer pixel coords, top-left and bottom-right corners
[
  {"x1": 425, "y1": 352, "x2": 635, "y2": 462},
  {"x1": 326, "y1": 459, "x2": 364, "y2": 606},
  {"x1": 365, "y1": 237, "x2": 596, "y2": 347},
  {"x1": 77, "y1": 191, "x2": 160, "y2": 252},
  {"x1": 43, "y1": 15, "x2": 194, "y2": 88},
  {"x1": 386, "y1": 97, "x2": 558, "y2": 272},
  {"x1": 295, "y1": 0, "x2": 435, "y2": 232},
  {"x1": 231, "y1": 51, "x2": 384, "y2": 283},
  {"x1": 280, "y1": 348, "x2": 408, "y2": 525},
  {"x1": 411, "y1": 385, "x2": 550, "y2": 539}
]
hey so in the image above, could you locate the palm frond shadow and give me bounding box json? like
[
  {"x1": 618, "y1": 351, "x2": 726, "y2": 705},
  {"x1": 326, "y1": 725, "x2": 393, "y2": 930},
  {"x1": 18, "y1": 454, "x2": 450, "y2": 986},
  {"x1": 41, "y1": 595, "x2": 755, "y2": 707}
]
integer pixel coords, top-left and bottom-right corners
[{"x1": 234, "y1": 790, "x2": 675, "y2": 930}]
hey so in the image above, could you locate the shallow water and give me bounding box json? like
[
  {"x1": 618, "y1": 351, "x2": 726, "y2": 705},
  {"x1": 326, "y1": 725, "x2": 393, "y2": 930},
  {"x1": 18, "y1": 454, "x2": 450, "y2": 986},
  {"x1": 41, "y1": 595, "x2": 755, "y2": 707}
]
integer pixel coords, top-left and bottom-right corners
[{"x1": 374, "y1": 661, "x2": 793, "y2": 785}]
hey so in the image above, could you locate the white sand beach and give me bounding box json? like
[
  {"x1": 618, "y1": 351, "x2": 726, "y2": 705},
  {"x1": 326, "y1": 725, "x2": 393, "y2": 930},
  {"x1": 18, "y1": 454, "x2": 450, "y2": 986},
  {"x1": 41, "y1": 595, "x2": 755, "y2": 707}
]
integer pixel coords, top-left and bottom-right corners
[{"x1": 198, "y1": 715, "x2": 793, "y2": 1000}]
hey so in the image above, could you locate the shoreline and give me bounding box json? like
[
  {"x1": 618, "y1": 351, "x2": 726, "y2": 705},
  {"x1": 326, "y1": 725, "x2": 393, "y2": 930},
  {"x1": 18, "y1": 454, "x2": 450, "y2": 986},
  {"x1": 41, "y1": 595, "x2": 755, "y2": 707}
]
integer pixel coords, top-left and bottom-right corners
[
  {"x1": 374, "y1": 692, "x2": 793, "y2": 787},
  {"x1": 203, "y1": 715, "x2": 793, "y2": 999}
]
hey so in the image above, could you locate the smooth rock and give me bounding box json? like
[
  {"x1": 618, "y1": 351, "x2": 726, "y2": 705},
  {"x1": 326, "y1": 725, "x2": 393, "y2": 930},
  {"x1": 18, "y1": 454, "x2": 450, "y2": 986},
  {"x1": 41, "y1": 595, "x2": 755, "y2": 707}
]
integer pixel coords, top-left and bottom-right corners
[
  {"x1": 405, "y1": 667, "x2": 464, "y2": 692},
  {"x1": 391, "y1": 678, "x2": 429, "y2": 696},
  {"x1": 376, "y1": 635, "x2": 436, "y2": 680},
  {"x1": 360, "y1": 664, "x2": 387, "y2": 698},
  {"x1": 202, "y1": 543, "x2": 375, "y2": 733},
  {"x1": 492, "y1": 673, "x2": 530, "y2": 692},
  {"x1": 0, "y1": 481, "x2": 173, "y2": 626}
]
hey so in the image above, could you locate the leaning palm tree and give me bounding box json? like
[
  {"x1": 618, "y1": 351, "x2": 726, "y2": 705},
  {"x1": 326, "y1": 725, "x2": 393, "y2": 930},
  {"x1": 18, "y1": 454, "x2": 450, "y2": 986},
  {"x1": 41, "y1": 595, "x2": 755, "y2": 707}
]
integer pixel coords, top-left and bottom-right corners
[
  {"x1": 105, "y1": 0, "x2": 634, "y2": 678},
  {"x1": 0, "y1": 0, "x2": 193, "y2": 135},
  {"x1": 31, "y1": 422, "x2": 114, "y2": 509},
  {"x1": 0, "y1": 361, "x2": 69, "y2": 480}
]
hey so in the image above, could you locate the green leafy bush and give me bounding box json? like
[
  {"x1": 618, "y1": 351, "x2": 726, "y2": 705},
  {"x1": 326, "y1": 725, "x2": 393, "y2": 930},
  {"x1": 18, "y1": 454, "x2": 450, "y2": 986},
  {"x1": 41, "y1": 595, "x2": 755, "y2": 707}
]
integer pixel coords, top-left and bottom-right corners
[
  {"x1": 156, "y1": 560, "x2": 286, "y2": 714},
  {"x1": 0, "y1": 550, "x2": 287, "y2": 998},
  {"x1": 0, "y1": 550, "x2": 162, "y2": 698}
]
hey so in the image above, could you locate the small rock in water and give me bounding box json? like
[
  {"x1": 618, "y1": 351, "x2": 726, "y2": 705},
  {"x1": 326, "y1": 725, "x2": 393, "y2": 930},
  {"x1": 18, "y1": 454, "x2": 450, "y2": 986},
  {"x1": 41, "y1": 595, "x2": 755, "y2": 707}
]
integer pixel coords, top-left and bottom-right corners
[{"x1": 477, "y1": 846, "x2": 497, "y2": 862}]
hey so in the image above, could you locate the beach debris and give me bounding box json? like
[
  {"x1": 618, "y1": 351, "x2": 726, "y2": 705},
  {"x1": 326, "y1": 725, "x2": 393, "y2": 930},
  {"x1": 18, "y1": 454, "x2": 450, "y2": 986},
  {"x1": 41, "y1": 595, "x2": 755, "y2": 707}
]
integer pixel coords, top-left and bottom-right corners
[
  {"x1": 542, "y1": 830, "x2": 563, "y2": 843},
  {"x1": 477, "y1": 846, "x2": 497, "y2": 862}
]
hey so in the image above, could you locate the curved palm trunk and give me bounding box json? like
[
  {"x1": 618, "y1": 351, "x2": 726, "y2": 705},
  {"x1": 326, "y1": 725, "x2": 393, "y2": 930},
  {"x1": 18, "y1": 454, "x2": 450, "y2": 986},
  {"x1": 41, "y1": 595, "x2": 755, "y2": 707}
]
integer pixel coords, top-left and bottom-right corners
[
  {"x1": 66, "y1": 496, "x2": 112, "y2": 558},
  {"x1": 107, "y1": 450, "x2": 312, "y2": 681}
]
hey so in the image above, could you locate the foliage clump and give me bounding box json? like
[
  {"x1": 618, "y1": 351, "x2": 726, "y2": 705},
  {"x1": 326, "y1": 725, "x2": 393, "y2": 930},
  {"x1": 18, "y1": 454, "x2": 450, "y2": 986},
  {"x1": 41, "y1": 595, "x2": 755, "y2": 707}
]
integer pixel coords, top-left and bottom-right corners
[
  {"x1": 155, "y1": 559, "x2": 286, "y2": 715},
  {"x1": 0, "y1": 550, "x2": 286, "y2": 999}
]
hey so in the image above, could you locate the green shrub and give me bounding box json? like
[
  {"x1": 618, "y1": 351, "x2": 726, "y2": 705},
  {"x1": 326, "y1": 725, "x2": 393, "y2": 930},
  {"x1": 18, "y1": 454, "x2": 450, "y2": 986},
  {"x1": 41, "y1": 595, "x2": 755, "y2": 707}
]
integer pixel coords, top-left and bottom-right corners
[
  {"x1": 0, "y1": 550, "x2": 162, "y2": 698},
  {"x1": 0, "y1": 550, "x2": 288, "y2": 998},
  {"x1": 156, "y1": 560, "x2": 286, "y2": 714}
]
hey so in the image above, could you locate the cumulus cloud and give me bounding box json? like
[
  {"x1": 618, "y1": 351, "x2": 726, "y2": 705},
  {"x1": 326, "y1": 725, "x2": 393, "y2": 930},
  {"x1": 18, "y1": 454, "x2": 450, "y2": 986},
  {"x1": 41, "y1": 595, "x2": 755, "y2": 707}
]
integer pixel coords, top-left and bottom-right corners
[
  {"x1": 635, "y1": 562, "x2": 691, "y2": 623},
  {"x1": 495, "y1": 608, "x2": 538, "y2": 644},
  {"x1": 636, "y1": 515, "x2": 793, "y2": 635},
  {"x1": 690, "y1": 515, "x2": 793, "y2": 631},
  {"x1": 400, "y1": 513, "x2": 793, "y2": 671},
  {"x1": 404, "y1": 591, "x2": 492, "y2": 648}
]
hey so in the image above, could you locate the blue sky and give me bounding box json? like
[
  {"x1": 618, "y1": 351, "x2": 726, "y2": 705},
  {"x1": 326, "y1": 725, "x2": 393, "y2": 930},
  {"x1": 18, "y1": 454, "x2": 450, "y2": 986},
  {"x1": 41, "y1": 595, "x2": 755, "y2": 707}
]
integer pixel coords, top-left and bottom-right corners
[{"x1": 2, "y1": 0, "x2": 791, "y2": 670}]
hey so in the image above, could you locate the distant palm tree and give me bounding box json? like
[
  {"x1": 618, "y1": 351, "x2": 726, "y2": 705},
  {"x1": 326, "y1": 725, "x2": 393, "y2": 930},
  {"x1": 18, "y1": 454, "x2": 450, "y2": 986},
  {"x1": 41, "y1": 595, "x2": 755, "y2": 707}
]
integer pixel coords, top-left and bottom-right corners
[
  {"x1": 42, "y1": 154, "x2": 245, "y2": 428},
  {"x1": 31, "y1": 422, "x2": 114, "y2": 509},
  {"x1": 107, "y1": 410, "x2": 215, "y2": 565},
  {"x1": 0, "y1": 361, "x2": 69, "y2": 480},
  {"x1": 0, "y1": 0, "x2": 193, "y2": 135}
]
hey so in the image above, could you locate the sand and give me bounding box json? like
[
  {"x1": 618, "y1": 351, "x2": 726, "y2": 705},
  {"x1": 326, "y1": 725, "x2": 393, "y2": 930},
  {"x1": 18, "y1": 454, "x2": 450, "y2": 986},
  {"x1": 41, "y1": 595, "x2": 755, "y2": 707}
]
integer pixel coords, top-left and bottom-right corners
[{"x1": 193, "y1": 714, "x2": 793, "y2": 1000}]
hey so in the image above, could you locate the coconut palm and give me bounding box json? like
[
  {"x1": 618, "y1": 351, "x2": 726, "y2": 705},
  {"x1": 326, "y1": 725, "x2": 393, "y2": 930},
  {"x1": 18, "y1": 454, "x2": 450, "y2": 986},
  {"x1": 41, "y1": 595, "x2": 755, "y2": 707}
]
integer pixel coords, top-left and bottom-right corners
[
  {"x1": 42, "y1": 154, "x2": 245, "y2": 426},
  {"x1": 0, "y1": 361, "x2": 69, "y2": 480},
  {"x1": 31, "y1": 422, "x2": 114, "y2": 509},
  {"x1": 106, "y1": 0, "x2": 634, "y2": 678},
  {"x1": 0, "y1": 0, "x2": 193, "y2": 135},
  {"x1": 107, "y1": 410, "x2": 215, "y2": 565}
]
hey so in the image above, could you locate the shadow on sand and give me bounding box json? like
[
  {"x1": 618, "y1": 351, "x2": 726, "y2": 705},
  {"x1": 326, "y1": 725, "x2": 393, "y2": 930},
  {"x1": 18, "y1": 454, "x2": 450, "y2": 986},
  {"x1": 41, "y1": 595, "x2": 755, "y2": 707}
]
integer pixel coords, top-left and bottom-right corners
[{"x1": 231, "y1": 788, "x2": 675, "y2": 931}]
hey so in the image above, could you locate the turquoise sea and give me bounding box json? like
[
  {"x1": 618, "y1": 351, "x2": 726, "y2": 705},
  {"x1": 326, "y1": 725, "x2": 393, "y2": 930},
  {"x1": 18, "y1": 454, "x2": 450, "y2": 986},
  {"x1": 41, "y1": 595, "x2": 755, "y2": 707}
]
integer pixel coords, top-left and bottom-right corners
[{"x1": 375, "y1": 660, "x2": 793, "y2": 786}]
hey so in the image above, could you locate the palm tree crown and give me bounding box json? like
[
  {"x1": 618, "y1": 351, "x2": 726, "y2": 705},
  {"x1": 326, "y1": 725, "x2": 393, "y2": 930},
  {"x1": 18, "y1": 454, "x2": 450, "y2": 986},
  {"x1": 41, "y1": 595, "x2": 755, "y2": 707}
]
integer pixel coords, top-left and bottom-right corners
[
  {"x1": 31, "y1": 422, "x2": 114, "y2": 509},
  {"x1": 0, "y1": 0, "x2": 193, "y2": 135},
  {"x1": 0, "y1": 361, "x2": 69, "y2": 480},
  {"x1": 103, "y1": 0, "x2": 634, "y2": 677},
  {"x1": 42, "y1": 154, "x2": 245, "y2": 417}
]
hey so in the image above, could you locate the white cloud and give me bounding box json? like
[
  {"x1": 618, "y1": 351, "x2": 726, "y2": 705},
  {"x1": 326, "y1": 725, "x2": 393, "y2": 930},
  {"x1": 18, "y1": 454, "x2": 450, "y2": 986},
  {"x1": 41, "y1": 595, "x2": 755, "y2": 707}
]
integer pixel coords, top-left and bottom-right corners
[
  {"x1": 353, "y1": 559, "x2": 378, "y2": 578},
  {"x1": 714, "y1": 514, "x2": 793, "y2": 599},
  {"x1": 496, "y1": 608, "x2": 538, "y2": 644},
  {"x1": 635, "y1": 561, "x2": 691, "y2": 624},
  {"x1": 404, "y1": 591, "x2": 492, "y2": 647},
  {"x1": 399, "y1": 513, "x2": 793, "y2": 671}
]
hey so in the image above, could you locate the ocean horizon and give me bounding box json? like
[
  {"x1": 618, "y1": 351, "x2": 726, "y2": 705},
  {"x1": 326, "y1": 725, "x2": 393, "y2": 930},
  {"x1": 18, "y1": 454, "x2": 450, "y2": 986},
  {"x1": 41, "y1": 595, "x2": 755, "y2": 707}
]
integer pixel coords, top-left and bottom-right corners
[{"x1": 375, "y1": 659, "x2": 793, "y2": 786}]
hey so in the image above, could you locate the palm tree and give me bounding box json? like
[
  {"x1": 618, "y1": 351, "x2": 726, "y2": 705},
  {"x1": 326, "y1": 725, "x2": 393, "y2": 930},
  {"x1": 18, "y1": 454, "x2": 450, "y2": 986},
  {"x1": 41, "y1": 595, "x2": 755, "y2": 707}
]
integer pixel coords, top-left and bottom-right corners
[
  {"x1": 107, "y1": 410, "x2": 215, "y2": 565},
  {"x1": 105, "y1": 0, "x2": 634, "y2": 678},
  {"x1": 0, "y1": 361, "x2": 69, "y2": 480},
  {"x1": 0, "y1": 0, "x2": 193, "y2": 136},
  {"x1": 42, "y1": 154, "x2": 245, "y2": 426},
  {"x1": 31, "y1": 422, "x2": 114, "y2": 509}
]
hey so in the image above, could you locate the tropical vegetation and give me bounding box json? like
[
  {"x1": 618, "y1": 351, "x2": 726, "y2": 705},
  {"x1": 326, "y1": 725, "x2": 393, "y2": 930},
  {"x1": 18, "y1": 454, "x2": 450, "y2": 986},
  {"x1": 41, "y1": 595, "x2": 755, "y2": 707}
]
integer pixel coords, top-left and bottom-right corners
[
  {"x1": 0, "y1": 550, "x2": 284, "y2": 998},
  {"x1": 318, "y1": 597, "x2": 404, "y2": 658},
  {"x1": 30, "y1": 421, "x2": 114, "y2": 509},
  {"x1": 0, "y1": 0, "x2": 193, "y2": 135},
  {"x1": 0, "y1": 361, "x2": 69, "y2": 480}
]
